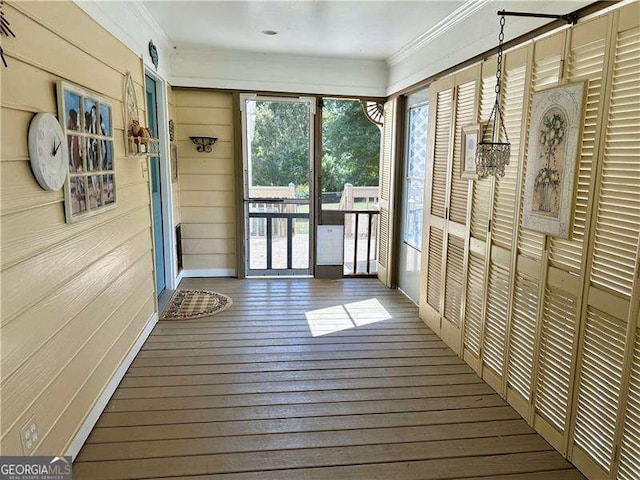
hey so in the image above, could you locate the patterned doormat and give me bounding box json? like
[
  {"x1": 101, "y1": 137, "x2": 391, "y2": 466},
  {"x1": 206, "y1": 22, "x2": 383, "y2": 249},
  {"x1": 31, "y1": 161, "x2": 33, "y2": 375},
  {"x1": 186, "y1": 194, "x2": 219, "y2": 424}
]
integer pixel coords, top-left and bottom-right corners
[{"x1": 161, "y1": 289, "x2": 233, "y2": 321}]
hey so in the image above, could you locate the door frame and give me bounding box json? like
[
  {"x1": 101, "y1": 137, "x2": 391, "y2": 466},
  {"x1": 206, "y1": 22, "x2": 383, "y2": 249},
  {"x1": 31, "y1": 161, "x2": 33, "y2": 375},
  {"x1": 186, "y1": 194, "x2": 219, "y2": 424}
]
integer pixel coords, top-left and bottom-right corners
[
  {"x1": 397, "y1": 91, "x2": 429, "y2": 304},
  {"x1": 239, "y1": 93, "x2": 316, "y2": 277},
  {"x1": 144, "y1": 66, "x2": 177, "y2": 292}
]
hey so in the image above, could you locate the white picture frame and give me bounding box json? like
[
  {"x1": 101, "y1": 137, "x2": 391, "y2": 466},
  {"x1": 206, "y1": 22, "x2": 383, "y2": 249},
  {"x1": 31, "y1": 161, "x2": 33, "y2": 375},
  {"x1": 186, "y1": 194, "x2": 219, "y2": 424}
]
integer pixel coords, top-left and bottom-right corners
[
  {"x1": 57, "y1": 81, "x2": 117, "y2": 223},
  {"x1": 522, "y1": 82, "x2": 586, "y2": 238},
  {"x1": 461, "y1": 123, "x2": 484, "y2": 180}
]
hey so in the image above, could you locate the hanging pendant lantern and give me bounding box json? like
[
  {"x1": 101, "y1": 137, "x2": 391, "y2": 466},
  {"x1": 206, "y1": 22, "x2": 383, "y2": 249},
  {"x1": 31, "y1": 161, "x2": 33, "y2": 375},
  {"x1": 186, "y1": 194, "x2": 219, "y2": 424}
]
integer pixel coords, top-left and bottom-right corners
[{"x1": 476, "y1": 14, "x2": 510, "y2": 178}]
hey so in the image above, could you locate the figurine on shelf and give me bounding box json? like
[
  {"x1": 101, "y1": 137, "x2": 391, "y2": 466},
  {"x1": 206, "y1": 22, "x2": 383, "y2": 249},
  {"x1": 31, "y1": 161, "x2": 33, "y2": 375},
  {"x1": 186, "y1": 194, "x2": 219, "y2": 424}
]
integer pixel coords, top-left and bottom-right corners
[
  {"x1": 129, "y1": 119, "x2": 142, "y2": 152},
  {"x1": 140, "y1": 127, "x2": 151, "y2": 152},
  {"x1": 128, "y1": 119, "x2": 156, "y2": 154}
]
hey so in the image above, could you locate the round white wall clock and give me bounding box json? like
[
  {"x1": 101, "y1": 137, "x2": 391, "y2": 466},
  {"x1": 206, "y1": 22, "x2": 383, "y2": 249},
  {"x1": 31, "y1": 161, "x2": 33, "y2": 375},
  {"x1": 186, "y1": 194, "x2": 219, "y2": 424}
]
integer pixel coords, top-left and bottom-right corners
[{"x1": 28, "y1": 112, "x2": 68, "y2": 191}]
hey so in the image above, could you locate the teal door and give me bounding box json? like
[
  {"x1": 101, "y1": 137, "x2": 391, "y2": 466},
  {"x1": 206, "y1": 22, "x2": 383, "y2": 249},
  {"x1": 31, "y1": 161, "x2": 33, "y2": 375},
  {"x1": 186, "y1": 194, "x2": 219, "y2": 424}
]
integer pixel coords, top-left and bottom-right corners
[{"x1": 146, "y1": 74, "x2": 165, "y2": 295}]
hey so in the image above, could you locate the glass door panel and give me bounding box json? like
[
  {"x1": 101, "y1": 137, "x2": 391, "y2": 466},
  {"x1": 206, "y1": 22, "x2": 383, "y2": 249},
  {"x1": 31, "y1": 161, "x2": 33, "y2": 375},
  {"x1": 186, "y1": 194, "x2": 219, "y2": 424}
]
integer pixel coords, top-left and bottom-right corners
[
  {"x1": 242, "y1": 96, "x2": 314, "y2": 276},
  {"x1": 399, "y1": 93, "x2": 429, "y2": 303}
]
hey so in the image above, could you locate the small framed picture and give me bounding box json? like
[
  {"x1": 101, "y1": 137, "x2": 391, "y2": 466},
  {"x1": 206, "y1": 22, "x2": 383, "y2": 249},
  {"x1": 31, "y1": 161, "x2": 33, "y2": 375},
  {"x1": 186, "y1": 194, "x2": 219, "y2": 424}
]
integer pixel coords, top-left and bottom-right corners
[
  {"x1": 461, "y1": 123, "x2": 484, "y2": 180},
  {"x1": 171, "y1": 144, "x2": 178, "y2": 183},
  {"x1": 58, "y1": 80, "x2": 116, "y2": 223}
]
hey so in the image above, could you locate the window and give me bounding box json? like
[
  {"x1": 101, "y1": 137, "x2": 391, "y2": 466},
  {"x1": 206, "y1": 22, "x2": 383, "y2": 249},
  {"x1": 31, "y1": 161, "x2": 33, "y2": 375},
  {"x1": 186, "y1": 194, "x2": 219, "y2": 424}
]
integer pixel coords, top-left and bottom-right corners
[{"x1": 403, "y1": 102, "x2": 429, "y2": 249}]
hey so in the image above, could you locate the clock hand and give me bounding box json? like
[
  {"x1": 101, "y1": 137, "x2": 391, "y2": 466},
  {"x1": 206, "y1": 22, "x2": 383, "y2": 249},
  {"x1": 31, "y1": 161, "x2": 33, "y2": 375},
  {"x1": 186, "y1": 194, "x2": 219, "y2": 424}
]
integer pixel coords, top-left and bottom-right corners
[{"x1": 53, "y1": 140, "x2": 62, "y2": 156}]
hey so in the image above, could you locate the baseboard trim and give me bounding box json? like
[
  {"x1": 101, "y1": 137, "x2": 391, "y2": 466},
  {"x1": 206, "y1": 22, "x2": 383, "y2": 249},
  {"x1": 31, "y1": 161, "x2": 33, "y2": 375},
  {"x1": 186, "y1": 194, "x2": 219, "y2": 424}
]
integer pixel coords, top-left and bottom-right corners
[
  {"x1": 176, "y1": 269, "x2": 185, "y2": 285},
  {"x1": 65, "y1": 311, "x2": 158, "y2": 460},
  {"x1": 180, "y1": 268, "x2": 237, "y2": 278}
]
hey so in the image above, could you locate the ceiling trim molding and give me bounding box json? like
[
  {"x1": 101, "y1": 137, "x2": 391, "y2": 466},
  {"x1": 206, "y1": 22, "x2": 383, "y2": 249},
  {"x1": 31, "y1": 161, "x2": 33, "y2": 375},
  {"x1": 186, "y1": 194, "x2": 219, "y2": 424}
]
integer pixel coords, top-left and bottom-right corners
[
  {"x1": 74, "y1": 0, "x2": 171, "y2": 53},
  {"x1": 387, "y1": 0, "x2": 493, "y2": 66},
  {"x1": 128, "y1": 0, "x2": 172, "y2": 49}
]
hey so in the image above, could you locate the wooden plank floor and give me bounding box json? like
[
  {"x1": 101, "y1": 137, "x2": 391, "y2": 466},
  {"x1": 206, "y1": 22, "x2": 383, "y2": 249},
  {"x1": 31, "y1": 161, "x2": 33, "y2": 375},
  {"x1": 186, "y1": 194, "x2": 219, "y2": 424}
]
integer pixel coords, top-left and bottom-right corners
[{"x1": 74, "y1": 278, "x2": 584, "y2": 480}]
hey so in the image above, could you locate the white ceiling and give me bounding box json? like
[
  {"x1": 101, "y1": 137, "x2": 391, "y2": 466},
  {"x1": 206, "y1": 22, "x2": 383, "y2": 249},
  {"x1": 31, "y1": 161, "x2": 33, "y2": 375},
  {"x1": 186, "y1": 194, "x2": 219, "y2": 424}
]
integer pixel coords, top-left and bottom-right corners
[
  {"x1": 142, "y1": 1, "x2": 471, "y2": 60},
  {"x1": 88, "y1": 0, "x2": 597, "y2": 95},
  {"x1": 142, "y1": 1, "x2": 596, "y2": 62}
]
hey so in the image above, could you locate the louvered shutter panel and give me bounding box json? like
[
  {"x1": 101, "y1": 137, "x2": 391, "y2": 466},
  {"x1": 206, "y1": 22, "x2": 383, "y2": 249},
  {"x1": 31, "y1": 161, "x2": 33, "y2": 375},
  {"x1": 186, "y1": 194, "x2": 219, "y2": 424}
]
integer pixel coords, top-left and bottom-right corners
[
  {"x1": 573, "y1": 307, "x2": 627, "y2": 472},
  {"x1": 483, "y1": 53, "x2": 528, "y2": 381},
  {"x1": 426, "y1": 227, "x2": 444, "y2": 311},
  {"x1": 507, "y1": 41, "x2": 562, "y2": 408},
  {"x1": 618, "y1": 327, "x2": 640, "y2": 480},
  {"x1": 518, "y1": 51, "x2": 560, "y2": 260},
  {"x1": 463, "y1": 69, "x2": 494, "y2": 361},
  {"x1": 464, "y1": 252, "x2": 485, "y2": 357},
  {"x1": 549, "y1": 28, "x2": 606, "y2": 274},
  {"x1": 378, "y1": 211, "x2": 389, "y2": 267},
  {"x1": 449, "y1": 81, "x2": 475, "y2": 224},
  {"x1": 483, "y1": 262, "x2": 510, "y2": 375},
  {"x1": 431, "y1": 90, "x2": 452, "y2": 219},
  {"x1": 590, "y1": 26, "x2": 640, "y2": 298},
  {"x1": 377, "y1": 100, "x2": 395, "y2": 284},
  {"x1": 535, "y1": 288, "x2": 576, "y2": 432},
  {"x1": 470, "y1": 178, "x2": 491, "y2": 239},
  {"x1": 444, "y1": 235, "x2": 464, "y2": 326},
  {"x1": 570, "y1": 19, "x2": 640, "y2": 478},
  {"x1": 463, "y1": 68, "x2": 494, "y2": 356},
  {"x1": 491, "y1": 63, "x2": 525, "y2": 250},
  {"x1": 480, "y1": 68, "x2": 496, "y2": 144},
  {"x1": 507, "y1": 273, "x2": 539, "y2": 400}
]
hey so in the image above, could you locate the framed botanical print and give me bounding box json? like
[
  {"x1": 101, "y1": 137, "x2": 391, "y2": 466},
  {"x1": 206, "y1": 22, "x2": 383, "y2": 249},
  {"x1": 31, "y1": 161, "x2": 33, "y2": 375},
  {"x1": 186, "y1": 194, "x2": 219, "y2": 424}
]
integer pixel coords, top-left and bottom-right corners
[
  {"x1": 522, "y1": 82, "x2": 586, "y2": 238},
  {"x1": 461, "y1": 123, "x2": 484, "y2": 179},
  {"x1": 57, "y1": 81, "x2": 117, "y2": 223}
]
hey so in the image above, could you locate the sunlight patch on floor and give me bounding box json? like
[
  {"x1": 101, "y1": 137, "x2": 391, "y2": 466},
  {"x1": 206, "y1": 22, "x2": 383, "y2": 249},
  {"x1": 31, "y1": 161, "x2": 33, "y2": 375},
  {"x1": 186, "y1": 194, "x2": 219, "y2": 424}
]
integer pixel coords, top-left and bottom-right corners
[{"x1": 305, "y1": 298, "x2": 392, "y2": 336}]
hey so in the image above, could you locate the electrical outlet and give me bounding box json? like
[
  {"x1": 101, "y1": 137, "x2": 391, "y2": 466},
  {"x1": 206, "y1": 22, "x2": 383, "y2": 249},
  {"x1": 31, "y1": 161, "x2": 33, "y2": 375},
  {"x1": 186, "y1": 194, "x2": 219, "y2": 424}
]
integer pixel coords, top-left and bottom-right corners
[
  {"x1": 20, "y1": 419, "x2": 39, "y2": 454},
  {"x1": 141, "y1": 160, "x2": 149, "y2": 179}
]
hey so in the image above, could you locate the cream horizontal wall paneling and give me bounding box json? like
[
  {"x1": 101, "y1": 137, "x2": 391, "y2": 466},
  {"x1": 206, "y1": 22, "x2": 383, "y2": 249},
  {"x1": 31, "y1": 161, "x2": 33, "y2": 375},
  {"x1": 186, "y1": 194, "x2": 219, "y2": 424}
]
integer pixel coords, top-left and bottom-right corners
[
  {"x1": 1, "y1": 181, "x2": 150, "y2": 270},
  {"x1": 181, "y1": 238, "x2": 236, "y2": 256},
  {"x1": 176, "y1": 106, "x2": 233, "y2": 126},
  {"x1": 2, "y1": 3, "x2": 146, "y2": 106},
  {"x1": 177, "y1": 157, "x2": 235, "y2": 176},
  {"x1": 1, "y1": 226, "x2": 152, "y2": 392},
  {"x1": 0, "y1": 0, "x2": 156, "y2": 456},
  {"x1": 181, "y1": 223, "x2": 236, "y2": 240},
  {"x1": 35, "y1": 293, "x2": 156, "y2": 456},
  {"x1": 174, "y1": 89, "x2": 234, "y2": 109},
  {"x1": 1, "y1": 253, "x2": 154, "y2": 447},
  {"x1": 1, "y1": 207, "x2": 151, "y2": 325},
  {"x1": 11, "y1": 1, "x2": 143, "y2": 79},
  {"x1": 180, "y1": 207, "x2": 235, "y2": 225},
  {"x1": 179, "y1": 191, "x2": 235, "y2": 208},
  {"x1": 179, "y1": 174, "x2": 234, "y2": 192},
  {"x1": 175, "y1": 88, "x2": 237, "y2": 275},
  {"x1": 182, "y1": 254, "x2": 237, "y2": 270},
  {"x1": 1, "y1": 57, "x2": 131, "y2": 132}
]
